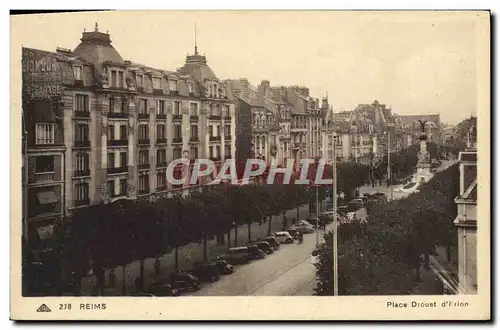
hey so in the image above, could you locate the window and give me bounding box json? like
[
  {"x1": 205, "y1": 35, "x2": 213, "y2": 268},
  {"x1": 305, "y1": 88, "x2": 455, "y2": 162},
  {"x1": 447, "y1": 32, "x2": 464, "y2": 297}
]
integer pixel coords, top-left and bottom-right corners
[
  {"x1": 216, "y1": 125, "x2": 221, "y2": 137},
  {"x1": 152, "y1": 77, "x2": 162, "y2": 90},
  {"x1": 223, "y1": 105, "x2": 230, "y2": 117},
  {"x1": 190, "y1": 146, "x2": 198, "y2": 159},
  {"x1": 156, "y1": 172, "x2": 167, "y2": 190},
  {"x1": 139, "y1": 99, "x2": 148, "y2": 114},
  {"x1": 121, "y1": 98, "x2": 128, "y2": 113},
  {"x1": 173, "y1": 148, "x2": 182, "y2": 159},
  {"x1": 156, "y1": 124, "x2": 166, "y2": 140},
  {"x1": 73, "y1": 182, "x2": 89, "y2": 206},
  {"x1": 187, "y1": 81, "x2": 194, "y2": 93},
  {"x1": 224, "y1": 125, "x2": 231, "y2": 136},
  {"x1": 169, "y1": 80, "x2": 178, "y2": 91},
  {"x1": 210, "y1": 125, "x2": 215, "y2": 137},
  {"x1": 119, "y1": 125, "x2": 127, "y2": 140},
  {"x1": 174, "y1": 101, "x2": 181, "y2": 115},
  {"x1": 107, "y1": 125, "x2": 114, "y2": 141},
  {"x1": 107, "y1": 153, "x2": 115, "y2": 168},
  {"x1": 74, "y1": 182, "x2": 89, "y2": 204},
  {"x1": 190, "y1": 125, "x2": 198, "y2": 139},
  {"x1": 119, "y1": 151, "x2": 127, "y2": 168},
  {"x1": 75, "y1": 152, "x2": 89, "y2": 172},
  {"x1": 119, "y1": 178, "x2": 127, "y2": 195},
  {"x1": 174, "y1": 125, "x2": 182, "y2": 139},
  {"x1": 136, "y1": 74, "x2": 143, "y2": 88},
  {"x1": 75, "y1": 94, "x2": 89, "y2": 112},
  {"x1": 74, "y1": 123, "x2": 89, "y2": 142},
  {"x1": 111, "y1": 70, "x2": 117, "y2": 87},
  {"x1": 139, "y1": 124, "x2": 149, "y2": 140},
  {"x1": 156, "y1": 149, "x2": 167, "y2": 165},
  {"x1": 216, "y1": 146, "x2": 221, "y2": 158},
  {"x1": 139, "y1": 150, "x2": 149, "y2": 166},
  {"x1": 73, "y1": 65, "x2": 83, "y2": 80},
  {"x1": 156, "y1": 100, "x2": 165, "y2": 115},
  {"x1": 107, "y1": 180, "x2": 115, "y2": 197},
  {"x1": 190, "y1": 103, "x2": 198, "y2": 116},
  {"x1": 139, "y1": 173, "x2": 149, "y2": 193},
  {"x1": 224, "y1": 144, "x2": 231, "y2": 157},
  {"x1": 209, "y1": 146, "x2": 214, "y2": 158},
  {"x1": 109, "y1": 97, "x2": 115, "y2": 113},
  {"x1": 118, "y1": 71, "x2": 124, "y2": 88},
  {"x1": 36, "y1": 156, "x2": 54, "y2": 173},
  {"x1": 36, "y1": 123, "x2": 55, "y2": 145}
]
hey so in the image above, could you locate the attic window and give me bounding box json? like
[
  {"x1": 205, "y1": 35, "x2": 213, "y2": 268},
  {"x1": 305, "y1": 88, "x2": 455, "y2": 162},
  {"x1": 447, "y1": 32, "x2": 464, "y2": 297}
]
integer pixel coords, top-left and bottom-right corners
[
  {"x1": 152, "y1": 77, "x2": 162, "y2": 90},
  {"x1": 169, "y1": 80, "x2": 178, "y2": 92},
  {"x1": 187, "y1": 81, "x2": 194, "y2": 93},
  {"x1": 73, "y1": 65, "x2": 83, "y2": 81},
  {"x1": 135, "y1": 74, "x2": 143, "y2": 88}
]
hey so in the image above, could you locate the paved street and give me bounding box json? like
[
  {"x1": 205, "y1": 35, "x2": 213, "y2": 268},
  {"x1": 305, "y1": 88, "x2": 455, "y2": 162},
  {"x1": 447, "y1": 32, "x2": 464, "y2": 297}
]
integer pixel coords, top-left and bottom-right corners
[{"x1": 189, "y1": 226, "x2": 324, "y2": 296}]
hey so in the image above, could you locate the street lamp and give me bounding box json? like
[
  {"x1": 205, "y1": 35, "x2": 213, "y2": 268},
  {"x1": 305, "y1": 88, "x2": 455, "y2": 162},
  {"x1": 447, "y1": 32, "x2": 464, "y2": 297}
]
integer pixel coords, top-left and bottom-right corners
[{"x1": 386, "y1": 124, "x2": 394, "y2": 200}]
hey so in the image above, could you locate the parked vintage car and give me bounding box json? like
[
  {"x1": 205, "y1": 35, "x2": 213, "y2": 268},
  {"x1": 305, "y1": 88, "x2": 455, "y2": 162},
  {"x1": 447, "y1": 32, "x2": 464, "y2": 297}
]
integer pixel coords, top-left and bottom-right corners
[
  {"x1": 249, "y1": 241, "x2": 274, "y2": 254},
  {"x1": 148, "y1": 280, "x2": 181, "y2": 297},
  {"x1": 272, "y1": 231, "x2": 295, "y2": 244},
  {"x1": 262, "y1": 236, "x2": 281, "y2": 250},
  {"x1": 191, "y1": 262, "x2": 221, "y2": 283},
  {"x1": 170, "y1": 272, "x2": 200, "y2": 293}
]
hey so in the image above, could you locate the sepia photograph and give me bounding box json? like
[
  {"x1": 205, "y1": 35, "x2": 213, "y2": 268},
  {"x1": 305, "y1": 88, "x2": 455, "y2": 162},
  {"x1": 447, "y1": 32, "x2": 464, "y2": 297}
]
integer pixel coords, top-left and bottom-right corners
[{"x1": 10, "y1": 9, "x2": 491, "y2": 320}]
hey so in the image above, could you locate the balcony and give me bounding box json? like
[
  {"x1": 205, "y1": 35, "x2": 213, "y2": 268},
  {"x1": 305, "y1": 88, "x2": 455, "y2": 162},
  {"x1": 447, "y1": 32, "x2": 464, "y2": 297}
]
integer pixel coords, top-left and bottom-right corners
[
  {"x1": 156, "y1": 162, "x2": 168, "y2": 168},
  {"x1": 74, "y1": 198, "x2": 90, "y2": 207},
  {"x1": 224, "y1": 116, "x2": 232, "y2": 121},
  {"x1": 107, "y1": 166, "x2": 128, "y2": 174},
  {"x1": 293, "y1": 142, "x2": 306, "y2": 149},
  {"x1": 189, "y1": 137, "x2": 200, "y2": 143},
  {"x1": 136, "y1": 87, "x2": 144, "y2": 93},
  {"x1": 172, "y1": 137, "x2": 183, "y2": 144},
  {"x1": 74, "y1": 111, "x2": 90, "y2": 118},
  {"x1": 138, "y1": 139, "x2": 150, "y2": 146},
  {"x1": 209, "y1": 115, "x2": 222, "y2": 120},
  {"x1": 153, "y1": 89, "x2": 163, "y2": 95},
  {"x1": 170, "y1": 90, "x2": 179, "y2": 96},
  {"x1": 138, "y1": 164, "x2": 150, "y2": 170},
  {"x1": 73, "y1": 79, "x2": 84, "y2": 88},
  {"x1": 209, "y1": 156, "x2": 221, "y2": 162},
  {"x1": 156, "y1": 186, "x2": 168, "y2": 192},
  {"x1": 138, "y1": 113, "x2": 150, "y2": 119},
  {"x1": 172, "y1": 114, "x2": 182, "y2": 121},
  {"x1": 224, "y1": 135, "x2": 232, "y2": 141},
  {"x1": 74, "y1": 140, "x2": 91, "y2": 148},
  {"x1": 107, "y1": 139, "x2": 128, "y2": 147},
  {"x1": 73, "y1": 169, "x2": 90, "y2": 177},
  {"x1": 209, "y1": 136, "x2": 221, "y2": 142},
  {"x1": 156, "y1": 138, "x2": 167, "y2": 144},
  {"x1": 108, "y1": 112, "x2": 128, "y2": 119},
  {"x1": 138, "y1": 188, "x2": 150, "y2": 195},
  {"x1": 34, "y1": 172, "x2": 55, "y2": 183},
  {"x1": 190, "y1": 115, "x2": 199, "y2": 122},
  {"x1": 157, "y1": 113, "x2": 167, "y2": 120}
]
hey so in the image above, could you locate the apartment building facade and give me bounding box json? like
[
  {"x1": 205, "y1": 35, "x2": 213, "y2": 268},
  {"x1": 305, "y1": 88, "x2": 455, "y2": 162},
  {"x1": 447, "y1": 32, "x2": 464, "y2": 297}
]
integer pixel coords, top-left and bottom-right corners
[{"x1": 22, "y1": 27, "x2": 236, "y2": 245}]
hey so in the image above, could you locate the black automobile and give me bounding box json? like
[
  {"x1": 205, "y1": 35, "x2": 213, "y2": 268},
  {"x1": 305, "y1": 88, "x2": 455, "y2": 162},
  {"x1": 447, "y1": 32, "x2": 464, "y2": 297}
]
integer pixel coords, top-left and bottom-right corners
[
  {"x1": 170, "y1": 272, "x2": 200, "y2": 292},
  {"x1": 250, "y1": 241, "x2": 274, "y2": 254},
  {"x1": 213, "y1": 259, "x2": 234, "y2": 275},
  {"x1": 337, "y1": 204, "x2": 348, "y2": 215},
  {"x1": 149, "y1": 281, "x2": 180, "y2": 297},
  {"x1": 262, "y1": 236, "x2": 280, "y2": 250},
  {"x1": 284, "y1": 227, "x2": 301, "y2": 239},
  {"x1": 191, "y1": 262, "x2": 221, "y2": 282},
  {"x1": 305, "y1": 217, "x2": 320, "y2": 227},
  {"x1": 247, "y1": 244, "x2": 267, "y2": 260}
]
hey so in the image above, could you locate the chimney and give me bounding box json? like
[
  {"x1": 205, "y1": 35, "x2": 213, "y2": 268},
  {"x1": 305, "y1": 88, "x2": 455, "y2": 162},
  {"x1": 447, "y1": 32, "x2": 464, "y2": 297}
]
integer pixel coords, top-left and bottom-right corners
[{"x1": 258, "y1": 79, "x2": 270, "y2": 97}]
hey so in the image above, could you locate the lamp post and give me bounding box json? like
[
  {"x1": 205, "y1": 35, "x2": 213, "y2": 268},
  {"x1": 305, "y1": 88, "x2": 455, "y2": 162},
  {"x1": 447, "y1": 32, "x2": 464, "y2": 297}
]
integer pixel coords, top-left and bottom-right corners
[
  {"x1": 315, "y1": 183, "x2": 319, "y2": 246},
  {"x1": 332, "y1": 131, "x2": 338, "y2": 296},
  {"x1": 386, "y1": 124, "x2": 394, "y2": 200}
]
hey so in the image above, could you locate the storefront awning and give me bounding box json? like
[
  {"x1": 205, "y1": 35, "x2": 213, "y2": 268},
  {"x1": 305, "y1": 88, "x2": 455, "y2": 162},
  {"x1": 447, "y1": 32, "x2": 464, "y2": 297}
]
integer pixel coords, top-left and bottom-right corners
[{"x1": 36, "y1": 190, "x2": 58, "y2": 205}]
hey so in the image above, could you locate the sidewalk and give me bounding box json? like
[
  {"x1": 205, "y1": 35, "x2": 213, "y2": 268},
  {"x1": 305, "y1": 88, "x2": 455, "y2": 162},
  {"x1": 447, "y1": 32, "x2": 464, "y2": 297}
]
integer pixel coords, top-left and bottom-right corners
[
  {"x1": 80, "y1": 204, "x2": 314, "y2": 295},
  {"x1": 413, "y1": 246, "x2": 458, "y2": 295}
]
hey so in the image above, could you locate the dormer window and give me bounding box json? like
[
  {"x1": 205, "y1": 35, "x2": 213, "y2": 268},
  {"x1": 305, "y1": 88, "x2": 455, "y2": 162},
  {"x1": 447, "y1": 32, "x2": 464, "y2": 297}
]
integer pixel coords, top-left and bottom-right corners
[
  {"x1": 135, "y1": 73, "x2": 143, "y2": 88},
  {"x1": 152, "y1": 77, "x2": 162, "y2": 90},
  {"x1": 187, "y1": 81, "x2": 194, "y2": 94},
  {"x1": 169, "y1": 80, "x2": 178, "y2": 92},
  {"x1": 73, "y1": 65, "x2": 83, "y2": 81},
  {"x1": 110, "y1": 69, "x2": 124, "y2": 88}
]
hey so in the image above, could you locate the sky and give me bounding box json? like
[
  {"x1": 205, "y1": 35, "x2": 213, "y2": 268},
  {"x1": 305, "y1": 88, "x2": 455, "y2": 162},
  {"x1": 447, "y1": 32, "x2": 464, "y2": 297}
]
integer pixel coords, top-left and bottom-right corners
[{"x1": 11, "y1": 11, "x2": 484, "y2": 125}]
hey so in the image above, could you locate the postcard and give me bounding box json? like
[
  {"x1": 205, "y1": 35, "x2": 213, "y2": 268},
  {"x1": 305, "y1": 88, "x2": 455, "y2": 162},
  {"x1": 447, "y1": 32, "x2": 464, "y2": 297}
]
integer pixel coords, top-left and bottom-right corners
[{"x1": 10, "y1": 10, "x2": 490, "y2": 320}]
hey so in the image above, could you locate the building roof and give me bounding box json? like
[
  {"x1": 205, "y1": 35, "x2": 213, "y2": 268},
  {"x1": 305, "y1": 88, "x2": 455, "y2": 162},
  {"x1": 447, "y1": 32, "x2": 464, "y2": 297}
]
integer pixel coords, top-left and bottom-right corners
[
  {"x1": 397, "y1": 114, "x2": 441, "y2": 128},
  {"x1": 177, "y1": 53, "x2": 218, "y2": 81},
  {"x1": 71, "y1": 29, "x2": 124, "y2": 70}
]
